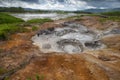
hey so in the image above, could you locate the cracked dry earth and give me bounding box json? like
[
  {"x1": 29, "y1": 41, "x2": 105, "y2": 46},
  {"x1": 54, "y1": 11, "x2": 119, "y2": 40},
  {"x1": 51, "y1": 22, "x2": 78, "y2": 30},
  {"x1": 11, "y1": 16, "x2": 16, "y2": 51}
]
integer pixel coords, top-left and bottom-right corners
[{"x1": 0, "y1": 16, "x2": 120, "y2": 80}]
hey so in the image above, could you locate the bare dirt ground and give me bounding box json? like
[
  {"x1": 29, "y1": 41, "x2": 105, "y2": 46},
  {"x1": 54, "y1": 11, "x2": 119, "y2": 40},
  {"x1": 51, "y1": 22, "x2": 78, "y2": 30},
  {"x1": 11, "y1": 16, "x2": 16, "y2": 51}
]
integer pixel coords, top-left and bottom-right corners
[{"x1": 0, "y1": 16, "x2": 120, "y2": 80}]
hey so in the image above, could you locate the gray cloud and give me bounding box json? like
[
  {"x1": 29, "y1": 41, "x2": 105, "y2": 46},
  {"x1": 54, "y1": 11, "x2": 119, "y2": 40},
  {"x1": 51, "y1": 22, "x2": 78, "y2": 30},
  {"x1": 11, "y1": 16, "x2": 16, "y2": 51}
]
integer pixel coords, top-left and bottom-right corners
[{"x1": 0, "y1": 0, "x2": 120, "y2": 11}]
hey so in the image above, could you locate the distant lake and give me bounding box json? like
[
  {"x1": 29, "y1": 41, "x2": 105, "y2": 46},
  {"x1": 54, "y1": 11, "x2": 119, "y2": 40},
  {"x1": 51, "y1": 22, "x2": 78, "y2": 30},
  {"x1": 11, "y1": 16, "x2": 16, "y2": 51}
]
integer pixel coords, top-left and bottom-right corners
[{"x1": 11, "y1": 13, "x2": 76, "y2": 21}]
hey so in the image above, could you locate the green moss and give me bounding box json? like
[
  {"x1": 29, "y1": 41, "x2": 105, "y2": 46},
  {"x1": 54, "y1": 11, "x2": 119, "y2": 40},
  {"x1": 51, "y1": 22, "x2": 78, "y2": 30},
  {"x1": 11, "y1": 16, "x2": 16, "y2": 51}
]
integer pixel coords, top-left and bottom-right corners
[
  {"x1": 0, "y1": 13, "x2": 24, "y2": 24},
  {"x1": 27, "y1": 18, "x2": 53, "y2": 24}
]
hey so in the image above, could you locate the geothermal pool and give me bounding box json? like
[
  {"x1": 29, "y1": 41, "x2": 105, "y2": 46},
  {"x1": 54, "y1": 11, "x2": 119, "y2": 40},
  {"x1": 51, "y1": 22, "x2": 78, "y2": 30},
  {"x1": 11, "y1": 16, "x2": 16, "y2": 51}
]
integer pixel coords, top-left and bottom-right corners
[
  {"x1": 11, "y1": 13, "x2": 76, "y2": 21},
  {"x1": 32, "y1": 22, "x2": 106, "y2": 54}
]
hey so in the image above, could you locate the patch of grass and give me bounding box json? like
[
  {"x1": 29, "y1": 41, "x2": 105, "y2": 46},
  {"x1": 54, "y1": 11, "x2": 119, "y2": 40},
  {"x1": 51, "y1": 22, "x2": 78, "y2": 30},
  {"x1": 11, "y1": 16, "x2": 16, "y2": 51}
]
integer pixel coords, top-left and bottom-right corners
[
  {"x1": 32, "y1": 26, "x2": 38, "y2": 31},
  {"x1": 36, "y1": 74, "x2": 44, "y2": 80},
  {"x1": 26, "y1": 74, "x2": 45, "y2": 80},
  {"x1": 0, "y1": 13, "x2": 24, "y2": 24},
  {"x1": 101, "y1": 11, "x2": 120, "y2": 16},
  {"x1": 27, "y1": 18, "x2": 53, "y2": 24},
  {"x1": 0, "y1": 67, "x2": 7, "y2": 75},
  {"x1": 0, "y1": 13, "x2": 26, "y2": 40},
  {"x1": 27, "y1": 78, "x2": 32, "y2": 80},
  {"x1": 4, "y1": 77, "x2": 9, "y2": 80},
  {"x1": 0, "y1": 48, "x2": 3, "y2": 53},
  {"x1": 99, "y1": 16, "x2": 120, "y2": 23},
  {"x1": 0, "y1": 23, "x2": 27, "y2": 40},
  {"x1": 98, "y1": 11, "x2": 120, "y2": 22}
]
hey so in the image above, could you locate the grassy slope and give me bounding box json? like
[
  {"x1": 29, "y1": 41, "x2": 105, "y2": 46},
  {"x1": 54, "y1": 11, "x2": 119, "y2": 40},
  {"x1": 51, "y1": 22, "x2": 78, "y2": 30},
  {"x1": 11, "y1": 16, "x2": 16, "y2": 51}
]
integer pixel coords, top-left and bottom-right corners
[
  {"x1": 0, "y1": 13, "x2": 25, "y2": 40},
  {"x1": 0, "y1": 13, "x2": 54, "y2": 40},
  {"x1": 99, "y1": 11, "x2": 120, "y2": 22},
  {"x1": 0, "y1": 13, "x2": 24, "y2": 24}
]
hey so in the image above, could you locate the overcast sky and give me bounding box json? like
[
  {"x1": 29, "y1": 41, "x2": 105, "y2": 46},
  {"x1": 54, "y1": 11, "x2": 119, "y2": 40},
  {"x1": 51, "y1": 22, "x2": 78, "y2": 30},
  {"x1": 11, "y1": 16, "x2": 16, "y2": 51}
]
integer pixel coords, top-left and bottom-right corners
[{"x1": 0, "y1": 0, "x2": 120, "y2": 11}]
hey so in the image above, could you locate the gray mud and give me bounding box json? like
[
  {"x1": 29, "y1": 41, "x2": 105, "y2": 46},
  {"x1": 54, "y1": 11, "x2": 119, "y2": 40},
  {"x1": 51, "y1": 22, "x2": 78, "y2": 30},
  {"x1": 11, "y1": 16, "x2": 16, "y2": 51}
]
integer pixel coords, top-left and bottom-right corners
[{"x1": 32, "y1": 22, "x2": 106, "y2": 54}]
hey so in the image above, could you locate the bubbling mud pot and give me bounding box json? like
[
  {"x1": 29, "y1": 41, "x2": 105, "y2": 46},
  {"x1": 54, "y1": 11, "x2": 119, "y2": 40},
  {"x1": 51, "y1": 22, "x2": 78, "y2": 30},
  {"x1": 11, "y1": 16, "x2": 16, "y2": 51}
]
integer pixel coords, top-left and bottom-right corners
[{"x1": 32, "y1": 22, "x2": 105, "y2": 53}]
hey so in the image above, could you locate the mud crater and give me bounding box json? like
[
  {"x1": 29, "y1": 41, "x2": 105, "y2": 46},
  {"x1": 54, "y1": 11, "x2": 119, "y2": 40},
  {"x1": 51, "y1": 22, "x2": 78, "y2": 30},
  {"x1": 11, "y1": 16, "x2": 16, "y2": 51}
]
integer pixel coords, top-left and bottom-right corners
[{"x1": 32, "y1": 22, "x2": 105, "y2": 53}]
